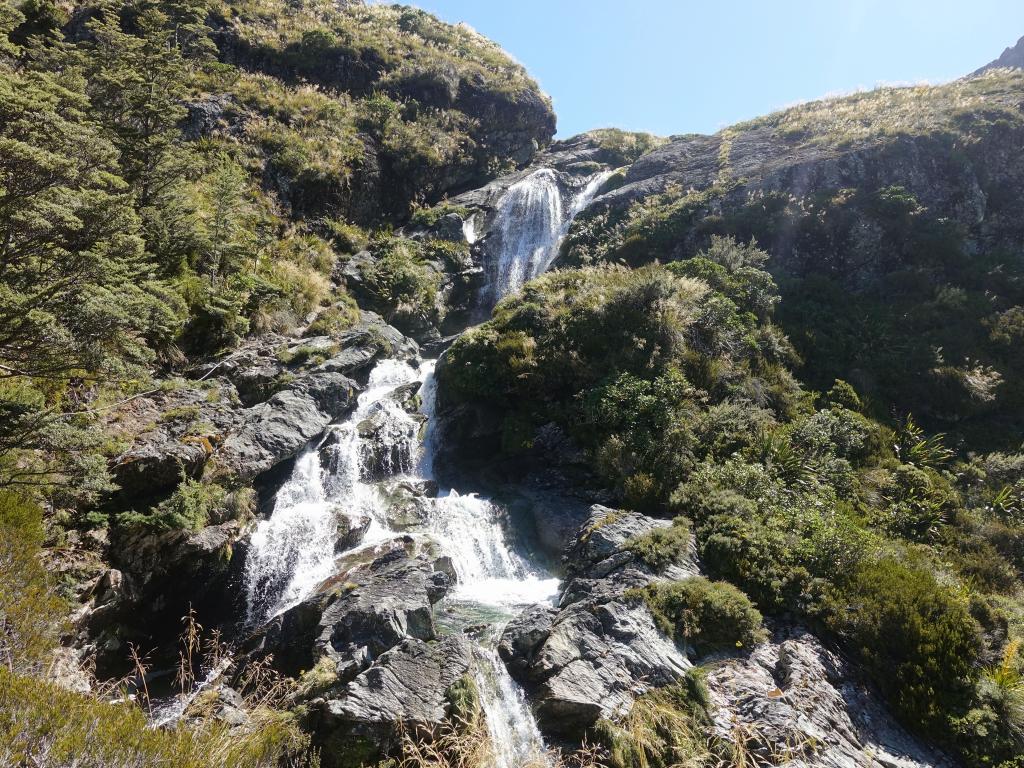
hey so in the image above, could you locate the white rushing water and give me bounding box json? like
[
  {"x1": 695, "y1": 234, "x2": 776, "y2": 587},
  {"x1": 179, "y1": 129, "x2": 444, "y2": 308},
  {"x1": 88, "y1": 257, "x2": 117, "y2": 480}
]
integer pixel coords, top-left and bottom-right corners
[
  {"x1": 478, "y1": 648, "x2": 548, "y2": 768},
  {"x1": 486, "y1": 167, "x2": 613, "y2": 304},
  {"x1": 243, "y1": 359, "x2": 424, "y2": 623}
]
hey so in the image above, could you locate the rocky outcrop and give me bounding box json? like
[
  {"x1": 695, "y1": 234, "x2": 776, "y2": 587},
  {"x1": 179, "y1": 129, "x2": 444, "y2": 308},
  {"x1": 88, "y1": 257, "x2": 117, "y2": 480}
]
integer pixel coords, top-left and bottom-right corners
[
  {"x1": 108, "y1": 381, "x2": 242, "y2": 500},
  {"x1": 572, "y1": 76, "x2": 1024, "y2": 290},
  {"x1": 109, "y1": 312, "x2": 416, "y2": 497},
  {"x1": 310, "y1": 635, "x2": 476, "y2": 768},
  {"x1": 247, "y1": 538, "x2": 470, "y2": 768},
  {"x1": 211, "y1": 4, "x2": 555, "y2": 227},
  {"x1": 213, "y1": 314, "x2": 417, "y2": 482},
  {"x1": 255, "y1": 540, "x2": 452, "y2": 680},
  {"x1": 70, "y1": 521, "x2": 243, "y2": 678},
  {"x1": 499, "y1": 505, "x2": 694, "y2": 737},
  {"x1": 562, "y1": 505, "x2": 698, "y2": 583},
  {"x1": 216, "y1": 371, "x2": 357, "y2": 482},
  {"x1": 704, "y1": 627, "x2": 954, "y2": 768},
  {"x1": 974, "y1": 34, "x2": 1024, "y2": 74}
]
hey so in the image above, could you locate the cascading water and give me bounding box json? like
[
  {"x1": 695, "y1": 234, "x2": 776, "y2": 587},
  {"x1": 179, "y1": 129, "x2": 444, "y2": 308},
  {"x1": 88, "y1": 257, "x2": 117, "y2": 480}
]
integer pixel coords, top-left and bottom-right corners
[
  {"x1": 416, "y1": 362, "x2": 556, "y2": 767},
  {"x1": 243, "y1": 359, "x2": 424, "y2": 623},
  {"x1": 486, "y1": 167, "x2": 613, "y2": 304},
  {"x1": 238, "y1": 164, "x2": 613, "y2": 765}
]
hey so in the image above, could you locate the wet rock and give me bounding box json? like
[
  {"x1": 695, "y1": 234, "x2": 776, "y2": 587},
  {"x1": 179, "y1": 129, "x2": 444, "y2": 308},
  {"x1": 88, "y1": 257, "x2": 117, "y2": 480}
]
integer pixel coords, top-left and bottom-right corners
[
  {"x1": 311, "y1": 635, "x2": 476, "y2": 768},
  {"x1": 378, "y1": 479, "x2": 437, "y2": 530},
  {"x1": 334, "y1": 510, "x2": 371, "y2": 552},
  {"x1": 216, "y1": 372, "x2": 358, "y2": 482},
  {"x1": 356, "y1": 385, "x2": 427, "y2": 479},
  {"x1": 704, "y1": 627, "x2": 954, "y2": 768},
  {"x1": 497, "y1": 603, "x2": 557, "y2": 679}
]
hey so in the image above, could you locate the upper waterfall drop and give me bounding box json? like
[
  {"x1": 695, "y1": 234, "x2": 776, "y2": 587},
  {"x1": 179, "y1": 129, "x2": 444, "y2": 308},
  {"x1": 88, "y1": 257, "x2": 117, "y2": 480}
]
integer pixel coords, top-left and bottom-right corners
[{"x1": 485, "y1": 167, "x2": 612, "y2": 305}]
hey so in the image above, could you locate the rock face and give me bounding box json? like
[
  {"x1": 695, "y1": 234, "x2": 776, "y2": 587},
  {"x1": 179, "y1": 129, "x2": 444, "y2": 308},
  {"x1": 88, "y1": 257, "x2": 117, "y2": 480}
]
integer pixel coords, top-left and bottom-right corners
[
  {"x1": 246, "y1": 538, "x2": 471, "y2": 768},
  {"x1": 974, "y1": 34, "x2": 1024, "y2": 74},
  {"x1": 217, "y1": 371, "x2": 358, "y2": 482},
  {"x1": 76, "y1": 521, "x2": 243, "y2": 678},
  {"x1": 572, "y1": 78, "x2": 1024, "y2": 291},
  {"x1": 256, "y1": 541, "x2": 452, "y2": 681},
  {"x1": 704, "y1": 627, "x2": 955, "y2": 768},
  {"x1": 109, "y1": 312, "x2": 416, "y2": 495},
  {"x1": 311, "y1": 635, "x2": 476, "y2": 768},
  {"x1": 356, "y1": 381, "x2": 426, "y2": 478},
  {"x1": 211, "y1": 3, "x2": 556, "y2": 228},
  {"x1": 499, "y1": 505, "x2": 694, "y2": 737}
]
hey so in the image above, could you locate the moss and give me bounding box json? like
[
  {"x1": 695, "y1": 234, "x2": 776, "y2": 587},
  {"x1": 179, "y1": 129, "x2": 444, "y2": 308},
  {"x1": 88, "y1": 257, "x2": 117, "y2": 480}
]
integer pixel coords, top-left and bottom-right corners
[
  {"x1": 295, "y1": 656, "x2": 339, "y2": 700},
  {"x1": 159, "y1": 404, "x2": 202, "y2": 423},
  {"x1": 445, "y1": 673, "x2": 481, "y2": 724}
]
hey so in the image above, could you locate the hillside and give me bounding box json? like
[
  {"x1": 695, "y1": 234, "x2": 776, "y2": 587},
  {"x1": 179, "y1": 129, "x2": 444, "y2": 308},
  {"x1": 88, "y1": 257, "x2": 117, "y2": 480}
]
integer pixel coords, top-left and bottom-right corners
[
  {"x1": 562, "y1": 69, "x2": 1024, "y2": 450},
  {"x1": 2, "y1": 5, "x2": 1024, "y2": 768}
]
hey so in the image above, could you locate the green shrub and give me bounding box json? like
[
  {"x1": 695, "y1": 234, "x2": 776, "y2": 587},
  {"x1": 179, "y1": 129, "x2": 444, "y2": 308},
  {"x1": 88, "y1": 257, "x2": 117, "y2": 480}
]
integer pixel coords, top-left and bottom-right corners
[
  {"x1": 636, "y1": 577, "x2": 766, "y2": 654},
  {"x1": 358, "y1": 237, "x2": 440, "y2": 324},
  {"x1": 825, "y1": 557, "x2": 981, "y2": 735},
  {"x1": 626, "y1": 517, "x2": 691, "y2": 571},
  {"x1": 586, "y1": 128, "x2": 668, "y2": 166},
  {"x1": 119, "y1": 478, "x2": 227, "y2": 532},
  {"x1": 0, "y1": 492, "x2": 64, "y2": 675}
]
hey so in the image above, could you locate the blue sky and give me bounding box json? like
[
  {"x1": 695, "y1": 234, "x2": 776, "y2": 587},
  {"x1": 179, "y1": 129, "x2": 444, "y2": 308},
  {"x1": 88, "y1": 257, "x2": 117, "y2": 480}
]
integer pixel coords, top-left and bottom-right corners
[{"x1": 404, "y1": 0, "x2": 1024, "y2": 138}]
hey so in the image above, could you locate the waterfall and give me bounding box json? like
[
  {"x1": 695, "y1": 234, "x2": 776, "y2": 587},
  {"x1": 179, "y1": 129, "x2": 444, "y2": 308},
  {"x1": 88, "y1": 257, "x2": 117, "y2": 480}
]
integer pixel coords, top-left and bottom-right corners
[
  {"x1": 239, "y1": 163, "x2": 616, "y2": 763},
  {"x1": 243, "y1": 359, "x2": 423, "y2": 623},
  {"x1": 478, "y1": 648, "x2": 548, "y2": 768},
  {"x1": 486, "y1": 167, "x2": 613, "y2": 304},
  {"x1": 417, "y1": 362, "x2": 556, "y2": 766}
]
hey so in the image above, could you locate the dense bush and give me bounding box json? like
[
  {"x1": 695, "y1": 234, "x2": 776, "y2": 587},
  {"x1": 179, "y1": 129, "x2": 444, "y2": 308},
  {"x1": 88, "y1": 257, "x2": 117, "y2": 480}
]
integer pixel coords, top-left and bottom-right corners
[
  {"x1": 824, "y1": 558, "x2": 981, "y2": 735},
  {"x1": 442, "y1": 240, "x2": 806, "y2": 510},
  {"x1": 635, "y1": 577, "x2": 766, "y2": 654},
  {"x1": 356, "y1": 236, "x2": 442, "y2": 329},
  {"x1": 439, "y1": 230, "x2": 1024, "y2": 763},
  {"x1": 0, "y1": 492, "x2": 64, "y2": 675}
]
